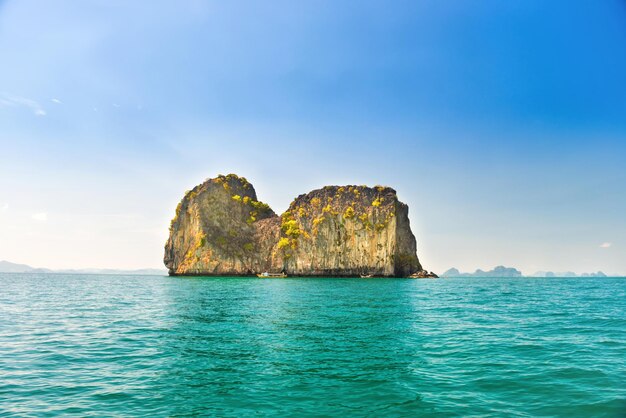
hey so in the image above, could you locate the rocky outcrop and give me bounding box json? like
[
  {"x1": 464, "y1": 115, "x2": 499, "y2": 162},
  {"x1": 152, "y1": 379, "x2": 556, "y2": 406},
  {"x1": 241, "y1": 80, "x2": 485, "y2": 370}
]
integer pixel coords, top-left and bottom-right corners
[{"x1": 164, "y1": 174, "x2": 427, "y2": 277}]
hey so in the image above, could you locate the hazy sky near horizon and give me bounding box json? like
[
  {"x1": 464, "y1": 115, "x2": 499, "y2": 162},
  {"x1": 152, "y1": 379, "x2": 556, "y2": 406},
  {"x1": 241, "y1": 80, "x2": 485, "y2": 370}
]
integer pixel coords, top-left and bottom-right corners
[{"x1": 1, "y1": 0, "x2": 625, "y2": 274}]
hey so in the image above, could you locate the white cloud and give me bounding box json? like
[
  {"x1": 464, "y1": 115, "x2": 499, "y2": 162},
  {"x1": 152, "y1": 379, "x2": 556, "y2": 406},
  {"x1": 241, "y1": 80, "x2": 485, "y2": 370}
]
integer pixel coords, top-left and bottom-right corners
[
  {"x1": 1, "y1": 203, "x2": 8, "y2": 211},
  {"x1": 600, "y1": 242, "x2": 612, "y2": 248},
  {"x1": 32, "y1": 212, "x2": 48, "y2": 221},
  {"x1": 51, "y1": 98, "x2": 62, "y2": 104},
  {"x1": 0, "y1": 93, "x2": 47, "y2": 116}
]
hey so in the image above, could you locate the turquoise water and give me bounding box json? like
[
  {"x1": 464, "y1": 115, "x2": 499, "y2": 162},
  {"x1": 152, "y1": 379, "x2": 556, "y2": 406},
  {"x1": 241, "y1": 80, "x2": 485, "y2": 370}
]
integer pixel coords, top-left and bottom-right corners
[{"x1": 0, "y1": 274, "x2": 624, "y2": 417}]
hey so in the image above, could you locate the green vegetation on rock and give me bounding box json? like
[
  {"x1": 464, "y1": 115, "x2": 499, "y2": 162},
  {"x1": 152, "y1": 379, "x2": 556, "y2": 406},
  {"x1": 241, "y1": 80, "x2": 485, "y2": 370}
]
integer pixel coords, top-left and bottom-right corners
[{"x1": 164, "y1": 175, "x2": 423, "y2": 277}]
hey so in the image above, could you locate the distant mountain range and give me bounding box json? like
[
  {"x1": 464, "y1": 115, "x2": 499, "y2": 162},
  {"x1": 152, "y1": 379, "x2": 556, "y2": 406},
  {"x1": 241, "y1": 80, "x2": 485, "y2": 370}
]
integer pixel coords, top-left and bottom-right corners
[
  {"x1": 529, "y1": 271, "x2": 607, "y2": 278},
  {"x1": 441, "y1": 266, "x2": 609, "y2": 278},
  {"x1": 0, "y1": 260, "x2": 615, "y2": 278},
  {"x1": 441, "y1": 266, "x2": 523, "y2": 277},
  {"x1": 0, "y1": 260, "x2": 167, "y2": 275}
]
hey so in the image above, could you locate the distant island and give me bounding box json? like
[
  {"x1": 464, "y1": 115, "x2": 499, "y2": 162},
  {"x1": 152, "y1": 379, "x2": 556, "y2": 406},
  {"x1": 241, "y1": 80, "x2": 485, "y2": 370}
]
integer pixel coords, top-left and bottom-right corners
[
  {"x1": 165, "y1": 174, "x2": 436, "y2": 277},
  {"x1": 0, "y1": 260, "x2": 166, "y2": 276},
  {"x1": 442, "y1": 266, "x2": 608, "y2": 278},
  {"x1": 442, "y1": 266, "x2": 522, "y2": 277},
  {"x1": 529, "y1": 271, "x2": 607, "y2": 278}
]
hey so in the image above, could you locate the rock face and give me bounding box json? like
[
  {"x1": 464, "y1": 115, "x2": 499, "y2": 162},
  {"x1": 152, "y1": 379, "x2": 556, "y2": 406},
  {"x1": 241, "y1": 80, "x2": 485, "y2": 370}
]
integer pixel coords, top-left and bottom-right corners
[{"x1": 164, "y1": 174, "x2": 425, "y2": 277}]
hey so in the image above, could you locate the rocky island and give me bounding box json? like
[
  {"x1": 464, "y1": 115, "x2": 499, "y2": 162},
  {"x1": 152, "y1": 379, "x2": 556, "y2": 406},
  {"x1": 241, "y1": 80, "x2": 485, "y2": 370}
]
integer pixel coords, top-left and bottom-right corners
[{"x1": 164, "y1": 174, "x2": 435, "y2": 277}]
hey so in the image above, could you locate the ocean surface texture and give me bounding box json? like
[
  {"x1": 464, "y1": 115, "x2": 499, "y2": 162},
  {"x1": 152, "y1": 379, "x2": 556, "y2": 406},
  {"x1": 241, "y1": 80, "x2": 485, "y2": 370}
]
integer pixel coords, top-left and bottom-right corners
[{"x1": 1, "y1": 274, "x2": 624, "y2": 417}]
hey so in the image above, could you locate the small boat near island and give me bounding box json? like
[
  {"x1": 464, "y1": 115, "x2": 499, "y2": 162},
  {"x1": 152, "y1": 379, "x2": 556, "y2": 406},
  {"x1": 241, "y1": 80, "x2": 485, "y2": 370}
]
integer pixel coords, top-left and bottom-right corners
[
  {"x1": 408, "y1": 270, "x2": 439, "y2": 279},
  {"x1": 360, "y1": 274, "x2": 373, "y2": 278},
  {"x1": 257, "y1": 272, "x2": 288, "y2": 278}
]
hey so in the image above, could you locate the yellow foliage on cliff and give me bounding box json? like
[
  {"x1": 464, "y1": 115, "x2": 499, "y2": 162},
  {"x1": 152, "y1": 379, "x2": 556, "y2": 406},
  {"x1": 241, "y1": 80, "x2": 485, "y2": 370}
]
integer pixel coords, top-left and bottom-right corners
[
  {"x1": 277, "y1": 237, "x2": 290, "y2": 250},
  {"x1": 251, "y1": 200, "x2": 271, "y2": 213},
  {"x1": 282, "y1": 219, "x2": 301, "y2": 237}
]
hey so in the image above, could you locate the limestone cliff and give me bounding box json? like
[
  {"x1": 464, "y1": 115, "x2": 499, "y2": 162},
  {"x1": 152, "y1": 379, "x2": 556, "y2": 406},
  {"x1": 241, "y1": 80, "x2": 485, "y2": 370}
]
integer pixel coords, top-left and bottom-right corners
[{"x1": 164, "y1": 174, "x2": 425, "y2": 277}]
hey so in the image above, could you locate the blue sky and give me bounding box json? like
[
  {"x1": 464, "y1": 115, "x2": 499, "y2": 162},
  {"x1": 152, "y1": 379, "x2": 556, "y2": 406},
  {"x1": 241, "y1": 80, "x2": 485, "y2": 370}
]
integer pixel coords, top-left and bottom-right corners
[{"x1": 0, "y1": 0, "x2": 625, "y2": 274}]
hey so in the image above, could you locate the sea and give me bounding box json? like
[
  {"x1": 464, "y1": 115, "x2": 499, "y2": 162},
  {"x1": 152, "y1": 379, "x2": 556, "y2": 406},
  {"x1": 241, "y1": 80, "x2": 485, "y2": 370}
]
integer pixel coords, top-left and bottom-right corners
[{"x1": 1, "y1": 273, "x2": 624, "y2": 417}]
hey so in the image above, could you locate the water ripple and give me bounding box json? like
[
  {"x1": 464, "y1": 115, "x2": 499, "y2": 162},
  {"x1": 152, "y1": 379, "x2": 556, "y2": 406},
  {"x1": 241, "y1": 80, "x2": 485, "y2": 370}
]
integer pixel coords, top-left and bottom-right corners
[{"x1": 0, "y1": 274, "x2": 625, "y2": 417}]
